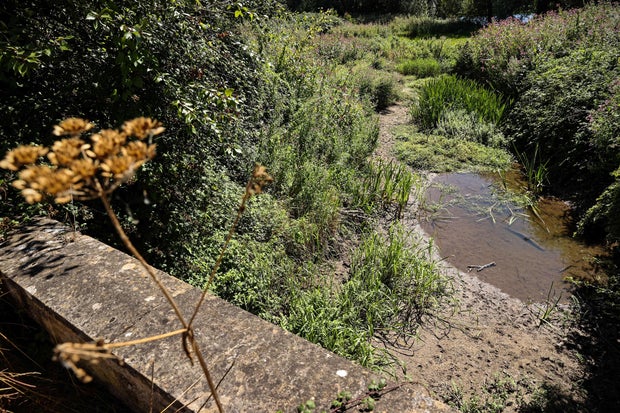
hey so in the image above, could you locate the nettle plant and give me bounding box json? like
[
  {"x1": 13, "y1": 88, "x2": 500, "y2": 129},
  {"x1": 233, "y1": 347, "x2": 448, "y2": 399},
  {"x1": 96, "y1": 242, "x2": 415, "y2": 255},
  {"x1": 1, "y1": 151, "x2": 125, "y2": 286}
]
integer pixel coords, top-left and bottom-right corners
[{"x1": 0, "y1": 117, "x2": 272, "y2": 413}]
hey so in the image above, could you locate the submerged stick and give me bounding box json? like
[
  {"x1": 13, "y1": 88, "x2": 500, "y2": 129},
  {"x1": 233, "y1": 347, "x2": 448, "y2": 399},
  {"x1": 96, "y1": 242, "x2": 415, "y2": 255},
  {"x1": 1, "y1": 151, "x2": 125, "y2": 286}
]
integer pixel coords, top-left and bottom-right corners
[
  {"x1": 506, "y1": 226, "x2": 545, "y2": 251},
  {"x1": 467, "y1": 262, "x2": 496, "y2": 272}
]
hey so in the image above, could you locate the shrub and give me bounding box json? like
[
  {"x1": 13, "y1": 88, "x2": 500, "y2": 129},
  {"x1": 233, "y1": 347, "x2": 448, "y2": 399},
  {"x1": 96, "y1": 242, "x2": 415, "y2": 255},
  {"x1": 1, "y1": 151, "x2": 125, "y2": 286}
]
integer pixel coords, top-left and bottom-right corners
[
  {"x1": 396, "y1": 57, "x2": 441, "y2": 78},
  {"x1": 358, "y1": 70, "x2": 398, "y2": 111},
  {"x1": 455, "y1": 4, "x2": 620, "y2": 98},
  {"x1": 577, "y1": 167, "x2": 620, "y2": 244},
  {"x1": 0, "y1": 0, "x2": 280, "y2": 278},
  {"x1": 504, "y1": 49, "x2": 619, "y2": 204}
]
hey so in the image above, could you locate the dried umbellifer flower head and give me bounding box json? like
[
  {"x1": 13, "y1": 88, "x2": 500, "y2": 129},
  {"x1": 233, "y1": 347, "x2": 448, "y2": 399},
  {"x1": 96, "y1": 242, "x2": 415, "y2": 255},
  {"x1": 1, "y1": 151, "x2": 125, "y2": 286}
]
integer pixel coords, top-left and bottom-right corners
[
  {"x1": 48, "y1": 138, "x2": 88, "y2": 166},
  {"x1": 0, "y1": 144, "x2": 48, "y2": 171},
  {"x1": 1, "y1": 117, "x2": 163, "y2": 204},
  {"x1": 88, "y1": 129, "x2": 126, "y2": 159},
  {"x1": 247, "y1": 164, "x2": 273, "y2": 196},
  {"x1": 53, "y1": 118, "x2": 94, "y2": 137},
  {"x1": 122, "y1": 117, "x2": 165, "y2": 140}
]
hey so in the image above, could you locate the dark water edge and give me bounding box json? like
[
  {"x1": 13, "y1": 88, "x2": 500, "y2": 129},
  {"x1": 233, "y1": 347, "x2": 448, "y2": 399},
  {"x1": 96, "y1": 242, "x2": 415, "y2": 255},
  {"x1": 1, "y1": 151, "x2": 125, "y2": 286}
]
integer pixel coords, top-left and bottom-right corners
[{"x1": 421, "y1": 171, "x2": 607, "y2": 303}]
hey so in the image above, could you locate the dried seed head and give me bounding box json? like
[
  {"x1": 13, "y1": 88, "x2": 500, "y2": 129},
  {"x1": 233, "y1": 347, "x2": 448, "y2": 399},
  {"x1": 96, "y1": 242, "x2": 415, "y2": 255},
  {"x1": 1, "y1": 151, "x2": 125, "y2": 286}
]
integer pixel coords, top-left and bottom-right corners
[
  {"x1": 90, "y1": 129, "x2": 126, "y2": 159},
  {"x1": 48, "y1": 138, "x2": 87, "y2": 166},
  {"x1": 247, "y1": 164, "x2": 273, "y2": 196},
  {"x1": 101, "y1": 155, "x2": 136, "y2": 179},
  {"x1": 13, "y1": 165, "x2": 79, "y2": 204},
  {"x1": 53, "y1": 118, "x2": 94, "y2": 137},
  {"x1": 69, "y1": 158, "x2": 98, "y2": 181},
  {"x1": 0, "y1": 145, "x2": 48, "y2": 171},
  {"x1": 122, "y1": 117, "x2": 165, "y2": 140},
  {"x1": 5, "y1": 117, "x2": 162, "y2": 203},
  {"x1": 122, "y1": 140, "x2": 156, "y2": 162}
]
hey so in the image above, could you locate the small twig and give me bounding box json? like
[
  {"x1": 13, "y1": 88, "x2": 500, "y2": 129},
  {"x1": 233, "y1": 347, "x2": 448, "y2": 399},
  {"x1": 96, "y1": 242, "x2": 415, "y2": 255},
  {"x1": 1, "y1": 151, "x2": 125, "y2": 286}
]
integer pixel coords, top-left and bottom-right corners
[{"x1": 466, "y1": 262, "x2": 496, "y2": 272}]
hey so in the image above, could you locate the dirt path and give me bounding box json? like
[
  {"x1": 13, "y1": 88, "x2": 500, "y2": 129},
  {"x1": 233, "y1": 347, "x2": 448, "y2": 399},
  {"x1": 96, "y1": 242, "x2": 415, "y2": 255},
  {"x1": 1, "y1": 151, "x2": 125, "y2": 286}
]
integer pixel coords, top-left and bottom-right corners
[{"x1": 376, "y1": 102, "x2": 585, "y2": 410}]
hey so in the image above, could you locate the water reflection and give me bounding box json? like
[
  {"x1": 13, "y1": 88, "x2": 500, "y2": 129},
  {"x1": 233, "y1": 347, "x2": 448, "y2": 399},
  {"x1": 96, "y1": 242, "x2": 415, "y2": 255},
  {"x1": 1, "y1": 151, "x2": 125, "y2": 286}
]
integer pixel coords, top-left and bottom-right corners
[{"x1": 421, "y1": 171, "x2": 606, "y2": 303}]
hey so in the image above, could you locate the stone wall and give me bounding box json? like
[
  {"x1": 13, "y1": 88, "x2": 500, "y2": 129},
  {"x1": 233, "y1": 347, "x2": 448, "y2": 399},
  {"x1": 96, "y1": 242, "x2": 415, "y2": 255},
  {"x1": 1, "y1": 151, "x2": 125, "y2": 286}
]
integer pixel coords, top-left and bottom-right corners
[{"x1": 0, "y1": 219, "x2": 451, "y2": 412}]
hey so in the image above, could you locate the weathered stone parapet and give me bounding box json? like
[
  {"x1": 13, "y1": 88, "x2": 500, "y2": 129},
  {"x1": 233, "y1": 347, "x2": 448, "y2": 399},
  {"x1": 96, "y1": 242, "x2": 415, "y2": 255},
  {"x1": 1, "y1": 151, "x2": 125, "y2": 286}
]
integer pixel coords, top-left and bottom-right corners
[{"x1": 0, "y1": 219, "x2": 452, "y2": 412}]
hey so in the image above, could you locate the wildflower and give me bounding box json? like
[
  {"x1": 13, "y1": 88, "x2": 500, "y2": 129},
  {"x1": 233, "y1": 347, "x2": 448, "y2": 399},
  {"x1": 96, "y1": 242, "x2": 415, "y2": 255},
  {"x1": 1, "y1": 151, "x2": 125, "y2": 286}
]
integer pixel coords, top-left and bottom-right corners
[
  {"x1": 0, "y1": 144, "x2": 48, "y2": 171},
  {"x1": 122, "y1": 117, "x2": 165, "y2": 140},
  {"x1": 53, "y1": 118, "x2": 94, "y2": 137}
]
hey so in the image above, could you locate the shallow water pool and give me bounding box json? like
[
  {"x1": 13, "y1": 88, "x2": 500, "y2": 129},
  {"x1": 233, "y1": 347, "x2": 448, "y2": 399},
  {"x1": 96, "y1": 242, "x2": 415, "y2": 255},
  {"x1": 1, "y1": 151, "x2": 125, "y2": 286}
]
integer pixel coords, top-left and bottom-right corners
[{"x1": 421, "y1": 172, "x2": 606, "y2": 303}]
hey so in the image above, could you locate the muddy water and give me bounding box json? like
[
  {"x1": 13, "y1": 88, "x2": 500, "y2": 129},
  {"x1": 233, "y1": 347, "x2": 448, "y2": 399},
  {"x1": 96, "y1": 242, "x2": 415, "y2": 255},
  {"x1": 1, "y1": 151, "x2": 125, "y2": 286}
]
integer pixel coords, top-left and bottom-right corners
[{"x1": 421, "y1": 172, "x2": 607, "y2": 303}]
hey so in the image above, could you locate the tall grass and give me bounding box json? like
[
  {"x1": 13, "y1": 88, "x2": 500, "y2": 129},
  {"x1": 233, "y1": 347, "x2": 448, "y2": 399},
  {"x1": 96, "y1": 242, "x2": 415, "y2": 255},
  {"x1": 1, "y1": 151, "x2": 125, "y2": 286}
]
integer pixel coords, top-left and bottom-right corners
[
  {"x1": 281, "y1": 223, "x2": 446, "y2": 367},
  {"x1": 396, "y1": 58, "x2": 441, "y2": 78},
  {"x1": 354, "y1": 160, "x2": 421, "y2": 219},
  {"x1": 346, "y1": 223, "x2": 446, "y2": 338},
  {"x1": 412, "y1": 75, "x2": 509, "y2": 131}
]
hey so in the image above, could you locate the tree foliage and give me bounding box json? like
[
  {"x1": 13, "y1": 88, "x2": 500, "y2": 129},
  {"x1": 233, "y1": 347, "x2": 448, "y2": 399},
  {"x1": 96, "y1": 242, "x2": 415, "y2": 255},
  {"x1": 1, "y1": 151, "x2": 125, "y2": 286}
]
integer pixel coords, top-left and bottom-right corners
[
  {"x1": 284, "y1": 0, "x2": 592, "y2": 18},
  {"x1": 0, "y1": 0, "x2": 280, "y2": 269}
]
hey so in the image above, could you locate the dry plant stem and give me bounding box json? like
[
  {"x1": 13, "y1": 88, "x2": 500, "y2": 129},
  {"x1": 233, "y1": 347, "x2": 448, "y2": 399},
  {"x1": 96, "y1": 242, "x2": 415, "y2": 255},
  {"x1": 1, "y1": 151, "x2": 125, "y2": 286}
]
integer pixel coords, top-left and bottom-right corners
[
  {"x1": 99, "y1": 192, "x2": 188, "y2": 330},
  {"x1": 98, "y1": 190, "x2": 225, "y2": 413},
  {"x1": 105, "y1": 329, "x2": 188, "y2": 349},
  {"x1": 187, "y1": 191, "x2": 250, "y2": 328},
  {"x1": 191, "y1": 339, "x2": 224, "y2": 412}
]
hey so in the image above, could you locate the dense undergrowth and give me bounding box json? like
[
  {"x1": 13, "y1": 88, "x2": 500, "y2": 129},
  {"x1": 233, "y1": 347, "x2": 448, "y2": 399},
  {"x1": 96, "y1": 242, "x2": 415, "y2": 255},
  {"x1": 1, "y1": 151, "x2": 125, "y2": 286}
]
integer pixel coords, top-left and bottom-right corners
[
  {"x1": 455, "y1": 3, "x2": 620, "y2": 244},
  {"x1": 0, "y1": 0, "x2": 445, "y2": 381},
  {"x1": 3, "y1": 1, "x2": 620, "y2": 411}
]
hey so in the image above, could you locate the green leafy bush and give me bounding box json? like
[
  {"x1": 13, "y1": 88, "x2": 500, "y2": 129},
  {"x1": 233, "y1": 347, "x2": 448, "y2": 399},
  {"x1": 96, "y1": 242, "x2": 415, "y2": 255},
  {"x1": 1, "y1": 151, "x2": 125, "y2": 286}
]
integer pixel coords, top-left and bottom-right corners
[
  {"x1": 578, "y1": 168, "x2": 620, "y2": 244},
  {"x1": 286, "y1": 0, "x2": 406, "y2": 14},
  {"x1": 0, "y1": 0, "x2": 283, "y2": 276},
  {"x1": 358, "y1": 69, "x2": 398, "y2": 111},
  {"x1": 456, "y1": 4, "x2": 620, "y2": 98},
  {"x1": 504, "y1": 49, "x2": 619, "y2": 205}
]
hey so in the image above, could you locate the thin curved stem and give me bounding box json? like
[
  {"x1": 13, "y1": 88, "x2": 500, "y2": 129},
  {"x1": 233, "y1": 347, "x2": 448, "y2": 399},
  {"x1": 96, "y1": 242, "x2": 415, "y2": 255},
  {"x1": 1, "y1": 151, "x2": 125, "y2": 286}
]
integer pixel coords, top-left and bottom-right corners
[
  {"x1": 98, "y1": 188, "x2": 224, "y2": 413},
  {"x1": 99, "y1": 192, "x2": 188, "y2": 330},
  {"x1": 187, "y1": 192, "x2": 250, "y2": 329}
]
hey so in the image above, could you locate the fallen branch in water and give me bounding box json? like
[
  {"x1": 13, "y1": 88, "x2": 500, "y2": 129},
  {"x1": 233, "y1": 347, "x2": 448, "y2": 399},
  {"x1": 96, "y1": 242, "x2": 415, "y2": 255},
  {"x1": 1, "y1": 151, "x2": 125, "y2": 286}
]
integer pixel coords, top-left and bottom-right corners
[{"x1": 467, "y1": 262, "x2": 496, "y2": 272}]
